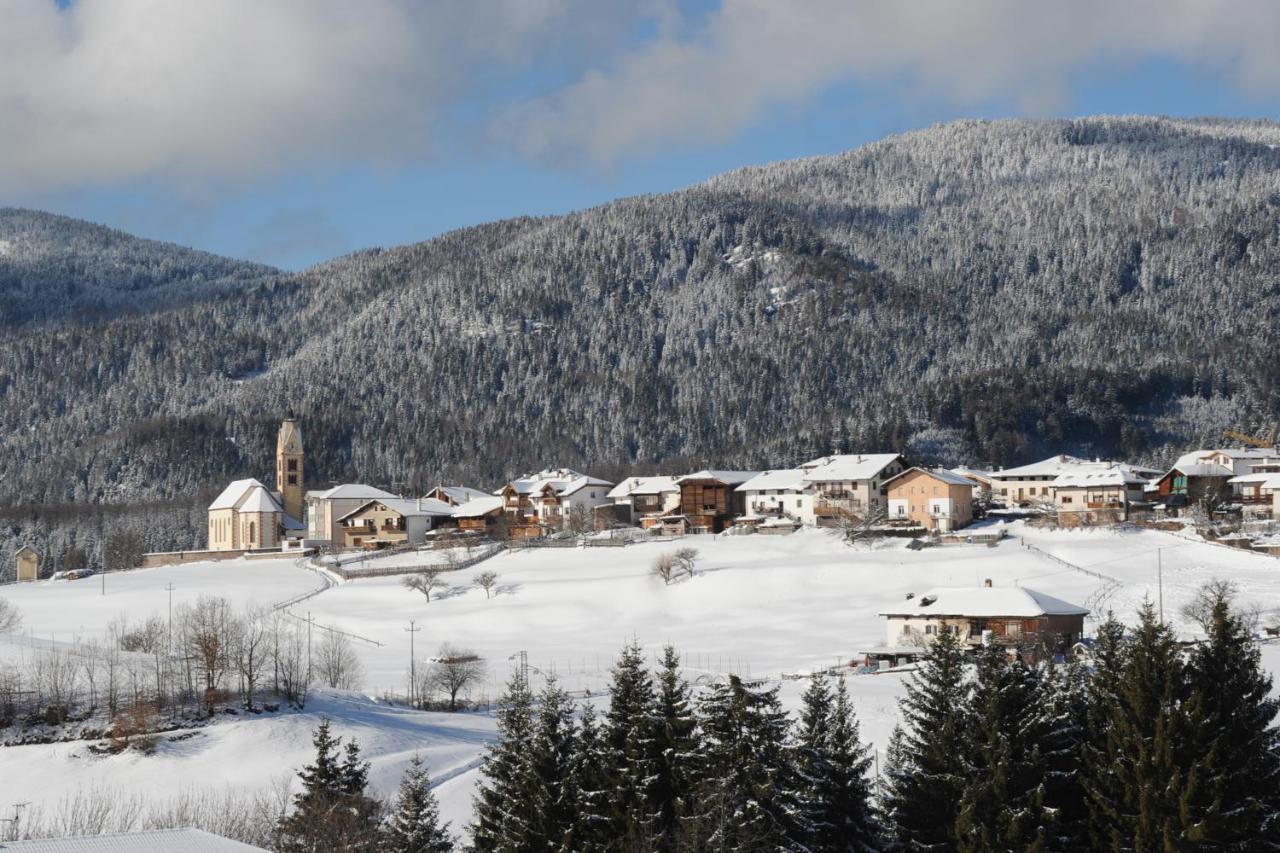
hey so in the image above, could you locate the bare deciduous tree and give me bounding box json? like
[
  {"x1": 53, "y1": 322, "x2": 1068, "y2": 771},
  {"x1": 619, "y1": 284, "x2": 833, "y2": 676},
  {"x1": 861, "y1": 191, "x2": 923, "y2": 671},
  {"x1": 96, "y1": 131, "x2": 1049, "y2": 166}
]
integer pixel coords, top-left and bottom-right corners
[
  {"x1": 234, "y1": 607, "x2": 271, "y2": 709},
  {"x1": 652, "y1": 553, "x2": 676, "y2": 585},
  {"x1": 316, "y1": 630, "x2": 364, "y2": 690},
  {"x1": 673, "y1": 547, "x2": 700, "y2": 578},
  {"x1": 402, "y1": 569, "x2": 447, "y2": 602},
  {"x1": 0, "y1": 598, "x2": 21, "y2": 634},
  {"x1": 425, "y1": 644, "x2": 485, "y2": 711},
  {"x1": 473, "y1": 570, "x2": 500, "y2": 598},
  {"x1": 832, "y1": 506, "x2": 888, "y2": 546}
]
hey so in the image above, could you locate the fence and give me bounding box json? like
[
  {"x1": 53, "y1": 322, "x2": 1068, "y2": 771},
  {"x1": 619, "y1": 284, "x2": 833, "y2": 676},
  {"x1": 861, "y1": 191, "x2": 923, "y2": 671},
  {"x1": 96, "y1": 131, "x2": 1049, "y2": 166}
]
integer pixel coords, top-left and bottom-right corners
[
  {"x1": 1018, "y1": 537, "x2": 1122, "y2": 619},
  {"x1": 319, "y1": 544, "x2": 505, "y2": 580}
]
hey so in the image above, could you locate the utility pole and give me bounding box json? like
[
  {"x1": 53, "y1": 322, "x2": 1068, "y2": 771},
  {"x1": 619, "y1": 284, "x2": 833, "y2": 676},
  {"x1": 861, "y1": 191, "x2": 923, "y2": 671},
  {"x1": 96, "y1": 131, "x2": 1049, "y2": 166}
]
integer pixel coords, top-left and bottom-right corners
[
  {"x1": 305, "y1": 612, "x2": 314, "y2": 687},
  {"x1": 165, "y1": 582, "x2": 175, "y2": 654},
  {"x1": 405, "y1": 619, "x2": 421, "y2": 705}
]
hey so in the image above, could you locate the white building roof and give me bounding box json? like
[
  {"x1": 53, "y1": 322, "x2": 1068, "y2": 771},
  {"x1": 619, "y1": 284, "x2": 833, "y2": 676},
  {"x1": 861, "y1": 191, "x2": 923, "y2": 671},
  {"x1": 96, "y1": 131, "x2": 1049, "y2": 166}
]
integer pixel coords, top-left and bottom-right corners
[
  {"x1": 208, "y1": 478, "x2": 268, "y2": 510},
  {"x1": 558, "y1": 475, "x2": 615, "y2": 496},
  {"x1": 883, "y1": 466, "x2": 975, "y2": 488},
  {"x1": 338, "y1": 497, "x2": 454, "y2": 522},
  {"x1": 878, "y1": 586, "x2": 1089, "y2": 618},
  {"x1": 607, "y1": 476, "x2": 680, "y2": 499},
  {"x1": 1171, "y1": 462, "x2": 1234, "y2": 478},
  {"x1": 800, "y1": 453, "x2": 903, "y2": 482},
  {"x1": 736, "y1": 469, "x2": 808, "y2": 492},
  {"x1": 502, "y1": 468, "x2": 611, "y2": 497},
  {"x1": 950, "y1": 467, "x2": 993, "y2": 483},
  {"x1": 432, "y1": 485, "x2": 491, "y2": 505},
  {"x1": 676, "y1": 470, "x2": 760, "y2": 486},
  {"x1": 0, "y1": 828, "x2": 266, "y2": 852},
  {"x1": 310, "y1": 483, "x2": 399, "y2": 501},
  {"x1": 451, "y1": 496, "x2": 504, "y2": 518},
  {"x1": 1052, "y1": 466, "x2": 1151, "y2": 488},
  {"x1": 236, "y1": 485, "x2": 284, "y2": 514}
]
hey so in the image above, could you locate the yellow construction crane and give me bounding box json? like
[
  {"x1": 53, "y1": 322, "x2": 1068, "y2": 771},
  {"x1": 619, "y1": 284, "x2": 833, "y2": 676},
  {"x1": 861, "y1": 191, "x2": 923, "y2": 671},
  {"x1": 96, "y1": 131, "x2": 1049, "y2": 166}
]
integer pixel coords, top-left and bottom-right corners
[{"x1": 1224, "y1": 423, "x2": 1278, "y2": 449}]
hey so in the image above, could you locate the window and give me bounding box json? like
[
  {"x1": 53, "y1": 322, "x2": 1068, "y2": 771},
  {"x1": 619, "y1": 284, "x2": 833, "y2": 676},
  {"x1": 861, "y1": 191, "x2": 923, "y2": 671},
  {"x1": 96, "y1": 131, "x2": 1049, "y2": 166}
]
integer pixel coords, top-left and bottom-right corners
[
  {"x1": 1005, "y1": 620, "x2": 1022, "y2": 637},
  {"x1": 248, "y1": 521, "x2": 256, "y2": 543},
  {"x1": 287, "y1": 475, "x2": 297, "y2": 485},
  {"x1": 1061, "y1": 495, "x2": 1073, "y2": 504},
  {"x1": 287, "y1": 459, "x2": 297, "y2": 472}
]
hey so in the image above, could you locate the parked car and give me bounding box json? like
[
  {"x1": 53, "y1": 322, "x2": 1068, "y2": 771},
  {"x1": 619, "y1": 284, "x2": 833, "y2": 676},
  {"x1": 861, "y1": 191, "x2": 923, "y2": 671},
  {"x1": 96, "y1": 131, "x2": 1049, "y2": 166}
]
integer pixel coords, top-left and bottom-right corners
[{"x1": 65, "y1": 568, "x2": 96, "y2": 581}]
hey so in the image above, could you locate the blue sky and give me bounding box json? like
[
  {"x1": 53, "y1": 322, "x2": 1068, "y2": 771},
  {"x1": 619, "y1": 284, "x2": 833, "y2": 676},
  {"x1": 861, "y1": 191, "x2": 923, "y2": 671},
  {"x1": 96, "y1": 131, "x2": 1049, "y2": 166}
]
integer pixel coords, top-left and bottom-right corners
[{"x1": 6, "y1": 1, "x2": 1280, "y2": 270}]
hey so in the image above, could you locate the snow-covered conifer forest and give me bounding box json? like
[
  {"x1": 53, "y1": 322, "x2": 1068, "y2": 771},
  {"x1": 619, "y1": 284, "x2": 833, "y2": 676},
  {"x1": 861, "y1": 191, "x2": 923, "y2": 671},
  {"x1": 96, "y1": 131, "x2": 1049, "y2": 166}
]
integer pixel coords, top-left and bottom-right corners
[{"x1": 3, "y1": 115, "x2": 1280, "y2": 571}]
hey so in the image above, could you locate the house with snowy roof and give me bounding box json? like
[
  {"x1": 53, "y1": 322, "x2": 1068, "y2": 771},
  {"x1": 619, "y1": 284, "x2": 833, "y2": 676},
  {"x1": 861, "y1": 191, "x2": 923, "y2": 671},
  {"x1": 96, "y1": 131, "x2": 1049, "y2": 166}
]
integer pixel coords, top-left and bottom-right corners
[
  {"x1": 452, "y1": 495, "x2": 505, "y2": 534},
  {"x1": 1228, "y1": 457, "x2": 1280, "y2": 520},
  {"x1": 424, "y1": 484, "x2": 493, "y2": 507},
  {"x1": 606, "y1": 476, "x2": 681, "y2": 527},
  {"x1": 799, "y1": 453, "x2": 906, "y2": 523},
  {"x1": 497, "y1": 468, "x2": 615, "y2": 536},
  {"x1": 876, "y1": 583, "x2": 1088, "y2": 660},
  {"x1": 337, "y1": 497, "x2": 454, "y2": 548},
  {"x1": 736, "y1": 469, "x2": 813, "y2": 527},
  {"x1": 1052, "y1": 465, "x2": 1154, "y2": 525},
  {"x1": 1148, "y1": 449, "x2": 1251, "y2": 511},
  {"x1": 305, "y1": 483, "x2": 400, "y2": 543},
  {"x1": 673, "y1": 471, "x2": 760, "y2": 534},
  {"x1": 883, "y1": 467, "x2": 974, "y2": 531},
  {"x1": 990, "y1": 455, "x2": 1159, "y2": 508}
]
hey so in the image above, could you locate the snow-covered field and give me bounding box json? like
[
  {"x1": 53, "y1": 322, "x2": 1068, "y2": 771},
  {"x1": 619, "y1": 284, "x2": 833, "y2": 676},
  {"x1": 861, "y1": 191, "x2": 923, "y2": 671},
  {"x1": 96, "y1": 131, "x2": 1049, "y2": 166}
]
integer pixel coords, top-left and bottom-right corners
[{"x1": 3, "y1": 521, "x2": 1280, "y2": 831}]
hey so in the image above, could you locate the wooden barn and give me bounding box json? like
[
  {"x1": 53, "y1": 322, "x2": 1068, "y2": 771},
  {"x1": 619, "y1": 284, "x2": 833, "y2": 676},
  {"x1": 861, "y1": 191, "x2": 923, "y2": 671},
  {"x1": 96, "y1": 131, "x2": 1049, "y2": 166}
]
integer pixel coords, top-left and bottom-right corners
[{"x1": 674, "y1": 471, "x2": 758, "y2": 533}]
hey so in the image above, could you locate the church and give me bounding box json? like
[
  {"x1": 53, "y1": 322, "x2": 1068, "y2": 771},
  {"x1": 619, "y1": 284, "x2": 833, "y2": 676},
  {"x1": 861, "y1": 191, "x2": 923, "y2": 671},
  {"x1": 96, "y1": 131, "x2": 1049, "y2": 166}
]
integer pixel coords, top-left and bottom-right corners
[{"x1": 207, "y1": 417, "x2": 306, "y2": 551}]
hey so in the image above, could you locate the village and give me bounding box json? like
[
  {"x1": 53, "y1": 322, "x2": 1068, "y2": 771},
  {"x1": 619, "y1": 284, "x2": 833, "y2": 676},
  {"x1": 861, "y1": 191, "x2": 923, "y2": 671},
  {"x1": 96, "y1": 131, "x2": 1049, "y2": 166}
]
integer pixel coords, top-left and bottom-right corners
[{"x1": 13, "y1": 415, "x2": 1276, "y2": 670}]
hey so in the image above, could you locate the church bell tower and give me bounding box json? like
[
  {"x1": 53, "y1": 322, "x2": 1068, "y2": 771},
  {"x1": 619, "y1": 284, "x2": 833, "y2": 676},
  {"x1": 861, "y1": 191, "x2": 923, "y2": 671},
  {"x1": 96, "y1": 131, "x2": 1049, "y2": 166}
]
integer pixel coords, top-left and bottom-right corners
[{"x1": 276, "y1": 416, "x2": 304, "y2": 523}]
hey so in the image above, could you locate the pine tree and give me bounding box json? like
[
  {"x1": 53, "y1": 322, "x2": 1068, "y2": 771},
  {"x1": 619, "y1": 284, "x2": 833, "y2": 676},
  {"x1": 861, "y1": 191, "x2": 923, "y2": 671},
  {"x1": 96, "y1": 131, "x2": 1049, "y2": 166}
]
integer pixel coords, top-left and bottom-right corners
[
  {"x1": 954, "y1": 644, "x2": 1048, "y2": 853},
  {"x1": 527, "y1": 675, "x2": 579, "y2": 851},
  {"x1": 565, "y1": 703, "x2": 613, "y2": 853},
  {"x1": 1084, "y1": 602, "x2": 1192, "y2": 852},
  {"x1": 385, "y1": 755, "x2": 453, "y2": 853},
  {"x1": 794, "y1": 674, "x2": 877, "y2": 852},
  {"x1": 471, "y1": 671, "x2": 538, "y2": 851},
  {"x1": 651, "y1": 645, "x2": 698, "y2": 853},
  {"x1": 882, "y1": 627, "x2": 968, "y2": 852},
  {"x1": 603, "y1": 640, "x2": 660, "y2": 847},
  {"x1": 689, "y1": 674, "x2": 800, "y2": 851},
  {"x1": 275, "y1": 719, "x2": 384, "y2": 853},
  {"x1": 1179, "y1": 581, "x2": 1280, "y2": 850},
  {"x1": 1033, "y1": 661, "x2": 1089, "y2": 852}
]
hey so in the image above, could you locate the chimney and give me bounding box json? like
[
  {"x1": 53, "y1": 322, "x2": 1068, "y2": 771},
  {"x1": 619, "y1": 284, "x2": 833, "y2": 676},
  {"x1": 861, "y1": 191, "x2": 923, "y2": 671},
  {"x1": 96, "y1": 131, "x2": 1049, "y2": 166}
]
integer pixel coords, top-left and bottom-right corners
[
  {"x1": 418, "y1": 497, "x2": 423, "y2": 511},
  {"x1": 984, "y1": 578, "x2": 992, "y2": 588}
]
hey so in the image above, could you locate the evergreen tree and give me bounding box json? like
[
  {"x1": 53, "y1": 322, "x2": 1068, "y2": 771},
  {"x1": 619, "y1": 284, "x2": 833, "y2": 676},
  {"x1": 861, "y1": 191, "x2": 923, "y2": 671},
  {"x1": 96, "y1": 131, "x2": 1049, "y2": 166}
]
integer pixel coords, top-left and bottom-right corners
[
  {"x1": 385, "y1": 755, "x2": 453, "y2": 853},
  {"x1": 688, "y1": 674, "x2": 800, "y2": 851},
  {"x1": 1084, "y1": 602, "x2": 1192, "y2": 852},
  {"x1": 565, "y1": 703, "x2": 613, "y2": 853},
  {"x1": 882, "y1": 628, "x2": 968, "y2": 852},
  {"x1": 1180, "y1": 581, "x2": 1280, "y2": 850},
  {"x1": 275, "y1": 719, "x2": 384, "y2": 853},
  {"x1": 651, "y1": 645, "x2": 698, "y2": 853},
  {"x1": 794, "y1": 674, "x2": 877, "y2": 852},
  {"x1": 954, "y1": 645, "x2": 1048, "y2": 853},
  {"x1": 471, "y1": 671, "x2": 538, "y2": 851},
  {"x1": 603, "y1": 640, "x2": 660, "y2": 847},
  {"x1": 1032, "y1": 661, "x2": 1089, "y2": 852},
  {"x1": 527, "y1": 675, "x2": 579, "y2": 851}
]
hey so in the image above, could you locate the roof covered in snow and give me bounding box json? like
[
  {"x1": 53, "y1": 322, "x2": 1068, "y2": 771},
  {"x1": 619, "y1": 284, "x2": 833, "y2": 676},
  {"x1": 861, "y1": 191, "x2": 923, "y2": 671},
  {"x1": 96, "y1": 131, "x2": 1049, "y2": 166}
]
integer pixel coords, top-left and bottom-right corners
[
  {"x1": 676, "y1": 470, "x2": 760, "y2": 486},
  {"x1": 309, "y1": 483, "x2": 399, "y2": 502},
  {"x1": 430, "y1": 485, "x2": 491, "y2": 505},
  {"x1": 1169, "y1": 462, "x2": 1234, "y2": 478},
  {"x1": 878, "y1": 586, "x2": 1089, "y2": 618},
  {"x1": 338, "y1": 497, "x2": 454, "y2": 521},
  {"x1": 1052, "y1": 466, "x2": 1152, "y2": 488},
  {"x1": 736, "y1": 469, "x2": 808, "y2": 492},
  {"x1": 883, "y1": 467, "x2": 975, "y2": 488},
  {"x1": 0, "y1": 828, "x2": 266, "y2": 852},
  {"x1": 451, "y1": 496, "x2": 504, "y2": 518},
  {"x1": 502, "y1": 468, "x2": 611, "y2": 496},
  {"x1": 607, "y1": 476, "x2": 680, "y2": 499},
  {"x1": 800, "y1": 453, "x2": 903, "y2": 483},
  {"x1": 208, "y1": 478, "x2": 267, "y2": 510},
  {"x1": 950, "y1": 467, "x2": 993, "y2": 483}
]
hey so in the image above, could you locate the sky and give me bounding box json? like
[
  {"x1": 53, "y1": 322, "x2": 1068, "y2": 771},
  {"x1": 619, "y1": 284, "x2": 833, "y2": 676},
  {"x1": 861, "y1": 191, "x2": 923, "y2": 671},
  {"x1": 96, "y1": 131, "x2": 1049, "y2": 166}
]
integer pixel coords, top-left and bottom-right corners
[{"x1": 4, "y1": 0, "x2": 1280, "y2": 270}]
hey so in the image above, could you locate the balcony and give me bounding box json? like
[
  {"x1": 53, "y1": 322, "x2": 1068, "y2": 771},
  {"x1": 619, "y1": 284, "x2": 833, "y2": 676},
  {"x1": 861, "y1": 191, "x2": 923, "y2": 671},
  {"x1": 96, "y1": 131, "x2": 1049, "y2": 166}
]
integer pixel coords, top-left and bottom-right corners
[{"x1": 344, "y1": 524, "x2": 374, "y2": 536}]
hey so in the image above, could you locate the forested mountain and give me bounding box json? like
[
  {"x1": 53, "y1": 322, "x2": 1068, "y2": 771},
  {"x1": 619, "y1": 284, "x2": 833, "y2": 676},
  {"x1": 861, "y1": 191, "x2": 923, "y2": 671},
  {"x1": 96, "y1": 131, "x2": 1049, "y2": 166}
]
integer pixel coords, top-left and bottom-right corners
[
  {"x1": 4, "y1": 115, "x2": 1280, "y2": 572},
  {"x1": 0, "y1": 208, "x2": 275, "y2": 328}
]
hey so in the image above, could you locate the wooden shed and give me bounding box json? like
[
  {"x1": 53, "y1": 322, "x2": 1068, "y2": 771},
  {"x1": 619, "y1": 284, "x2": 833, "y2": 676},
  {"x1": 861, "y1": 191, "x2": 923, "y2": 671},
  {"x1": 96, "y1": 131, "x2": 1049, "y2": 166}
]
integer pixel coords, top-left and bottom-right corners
[{"x1": 15, "y1": 546, "x2": 38, "y2": 582}]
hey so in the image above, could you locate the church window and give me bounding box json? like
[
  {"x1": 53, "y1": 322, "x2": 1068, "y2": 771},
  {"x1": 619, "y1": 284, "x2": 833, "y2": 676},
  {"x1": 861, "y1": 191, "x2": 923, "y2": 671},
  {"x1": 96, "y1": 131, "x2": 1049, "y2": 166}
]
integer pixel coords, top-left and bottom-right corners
[
  {"x1": 288, "y1": 475, "x2": 297, "y2": 485},
  {"x1": 287, "y1": 459, "x2": 298, "y2": 472},
  {"x1": 248, "y1": 521, "x2": 256, "y2": 543}
]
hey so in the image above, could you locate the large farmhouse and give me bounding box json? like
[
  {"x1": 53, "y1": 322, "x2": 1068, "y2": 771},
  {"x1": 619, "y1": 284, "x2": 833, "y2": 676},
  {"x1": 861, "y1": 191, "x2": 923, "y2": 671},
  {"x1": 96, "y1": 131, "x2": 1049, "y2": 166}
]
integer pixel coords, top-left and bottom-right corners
[{"x1": 877, "y1": 584, "x2": 1088, "y2": 658}]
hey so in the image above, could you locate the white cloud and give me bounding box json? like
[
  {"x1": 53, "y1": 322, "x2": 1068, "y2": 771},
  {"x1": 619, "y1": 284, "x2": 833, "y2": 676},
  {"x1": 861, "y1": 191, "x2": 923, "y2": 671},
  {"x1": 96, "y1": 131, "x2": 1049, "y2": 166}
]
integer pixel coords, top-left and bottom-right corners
[
  {"x1": 501, "y1": 0, "x2": 1280, "y2": 168},
  {"x1": 0, "y1": 0, "x2": 650, "y2": 194}
]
